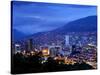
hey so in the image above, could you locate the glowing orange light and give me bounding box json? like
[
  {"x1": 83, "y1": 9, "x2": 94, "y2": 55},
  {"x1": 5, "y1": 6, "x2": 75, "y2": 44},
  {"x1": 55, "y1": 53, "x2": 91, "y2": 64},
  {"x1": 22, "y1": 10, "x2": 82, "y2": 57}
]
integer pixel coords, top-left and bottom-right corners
[{"x1": 42, "y1": 49, "x2": 49, "y2": 56}]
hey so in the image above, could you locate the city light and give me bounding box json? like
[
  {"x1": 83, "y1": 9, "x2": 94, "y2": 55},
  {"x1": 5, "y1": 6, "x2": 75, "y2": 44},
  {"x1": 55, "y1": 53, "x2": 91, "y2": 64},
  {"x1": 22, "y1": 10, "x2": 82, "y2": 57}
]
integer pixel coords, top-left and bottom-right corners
[{"x1": 42, "y1": 49, "x2": 49, "y2": 56}]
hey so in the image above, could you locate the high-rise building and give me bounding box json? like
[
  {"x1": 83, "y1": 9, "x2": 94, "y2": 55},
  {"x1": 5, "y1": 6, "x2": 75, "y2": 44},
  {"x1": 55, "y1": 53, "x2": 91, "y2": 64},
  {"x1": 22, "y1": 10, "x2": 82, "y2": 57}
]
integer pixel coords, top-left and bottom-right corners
[
  {"x1": 49, "y1": 47, "x2": 57, "y2": 57},
  {"x1": 15, "y1": 43, "x2": 21, "y2": 53},
  {"x1": 28, "y1": 38, "x2": 33, "y2": 51},
  {"x1": 71, "y1": 45, "x2": 76, "y2": 54},
  {"x1": 65, "y1": 35, "x2": 70, "y2": 46},
  {"x1": 49, "y1": 46, "x2": 62, "y2": 57},
  {"x1": 25, "y1": 39, "x2": 33, "y2": 51},
  {"x1": 25, "y1": 42, "x2": 28, "y2": 51}
]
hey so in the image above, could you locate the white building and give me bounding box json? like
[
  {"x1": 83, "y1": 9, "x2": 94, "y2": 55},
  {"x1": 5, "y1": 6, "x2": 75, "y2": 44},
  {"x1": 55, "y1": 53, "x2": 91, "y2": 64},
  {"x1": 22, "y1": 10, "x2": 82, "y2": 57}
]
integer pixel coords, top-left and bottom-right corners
[
  {"x1": 15, "y1": 44, "x2": 21, "y2": 53},
  {"x1": 65, "y1": 35, "x2": 70, "y2": 46}
]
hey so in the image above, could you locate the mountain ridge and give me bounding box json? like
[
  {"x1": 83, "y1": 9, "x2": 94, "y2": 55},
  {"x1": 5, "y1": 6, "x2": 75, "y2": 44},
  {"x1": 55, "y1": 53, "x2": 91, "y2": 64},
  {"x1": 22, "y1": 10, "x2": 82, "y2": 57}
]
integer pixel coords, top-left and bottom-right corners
[{"x1": 13, "y1": 15, "x2": 97, "y2": 41}]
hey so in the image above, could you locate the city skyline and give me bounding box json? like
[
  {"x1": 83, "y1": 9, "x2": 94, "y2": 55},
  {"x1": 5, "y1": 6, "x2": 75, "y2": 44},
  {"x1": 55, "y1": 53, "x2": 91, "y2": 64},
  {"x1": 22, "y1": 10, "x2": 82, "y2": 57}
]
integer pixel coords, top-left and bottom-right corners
[{"x1": 11, "y1": 1, "x2": 97, "y2": 74}]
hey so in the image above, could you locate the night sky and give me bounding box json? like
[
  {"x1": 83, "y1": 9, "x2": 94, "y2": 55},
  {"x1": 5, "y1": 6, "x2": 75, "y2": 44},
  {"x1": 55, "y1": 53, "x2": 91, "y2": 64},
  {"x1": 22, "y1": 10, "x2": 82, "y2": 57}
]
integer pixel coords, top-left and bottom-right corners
[{"x1": 12, "y1": 1, "x2": 97, "y2": 35}]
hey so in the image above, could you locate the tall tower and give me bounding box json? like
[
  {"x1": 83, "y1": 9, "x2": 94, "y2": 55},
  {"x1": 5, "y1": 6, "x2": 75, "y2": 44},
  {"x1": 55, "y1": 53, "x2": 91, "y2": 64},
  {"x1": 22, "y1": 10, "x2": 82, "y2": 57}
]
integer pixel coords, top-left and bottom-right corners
[
  {"x1": 65, "y1": 35, "x2": 70, "y2": 46},
  {"x1": 28, "y1": 38, "x2": 33, "y2": 51},
  {"x1": 27, "y1": 38, "x2": 33, "y2": 51},
  {"x1": 71, "y1": 45, "x2": 76, "y2": 54}
]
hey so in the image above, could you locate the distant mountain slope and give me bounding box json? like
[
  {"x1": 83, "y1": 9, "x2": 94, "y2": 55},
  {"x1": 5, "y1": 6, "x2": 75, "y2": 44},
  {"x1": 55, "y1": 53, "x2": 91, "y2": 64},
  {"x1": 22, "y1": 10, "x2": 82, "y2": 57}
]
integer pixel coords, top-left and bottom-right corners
[
  {"x1": 30, "y1": 15, "x2": 97, "y2": 37},
  {"x1": 52, "y1": 15, "x2": 97, "y2": 34},
  {"x1": 20, "y1": 16, "x2": 96, "y2": 45},
  {"x1": 13, "y1": 15, "x2": 97, "y2": 42}
]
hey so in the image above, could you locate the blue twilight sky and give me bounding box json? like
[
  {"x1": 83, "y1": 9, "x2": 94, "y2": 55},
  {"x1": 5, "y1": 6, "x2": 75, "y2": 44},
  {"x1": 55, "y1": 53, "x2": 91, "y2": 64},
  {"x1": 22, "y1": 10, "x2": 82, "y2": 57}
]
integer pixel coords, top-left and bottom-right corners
[{"x1": 12, "y1": 1, "x2": 97, "y2": 35}]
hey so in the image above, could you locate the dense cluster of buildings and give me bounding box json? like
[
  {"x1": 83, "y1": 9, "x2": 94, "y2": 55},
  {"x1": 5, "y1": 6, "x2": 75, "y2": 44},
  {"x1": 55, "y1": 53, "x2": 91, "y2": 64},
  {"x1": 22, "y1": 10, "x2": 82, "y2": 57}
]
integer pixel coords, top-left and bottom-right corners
[{"x1": 12, "y1": 32, "x2": 97, "y2": 68}]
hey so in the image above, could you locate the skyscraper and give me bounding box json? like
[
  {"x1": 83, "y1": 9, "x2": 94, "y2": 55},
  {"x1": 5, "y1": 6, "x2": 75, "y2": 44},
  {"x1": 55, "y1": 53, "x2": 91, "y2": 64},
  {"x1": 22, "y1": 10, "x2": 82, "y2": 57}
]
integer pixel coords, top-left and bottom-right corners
[
  {"x1": 27, "y1": 38, "x2": 33, "y2": 51},
  {"x1": 65, "y1": 35, "x2": 70, "y2": 46}
]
